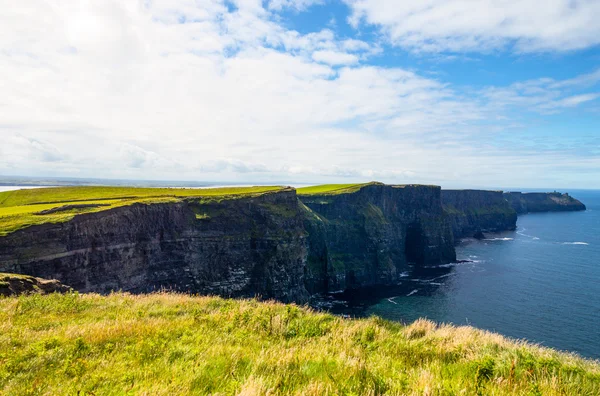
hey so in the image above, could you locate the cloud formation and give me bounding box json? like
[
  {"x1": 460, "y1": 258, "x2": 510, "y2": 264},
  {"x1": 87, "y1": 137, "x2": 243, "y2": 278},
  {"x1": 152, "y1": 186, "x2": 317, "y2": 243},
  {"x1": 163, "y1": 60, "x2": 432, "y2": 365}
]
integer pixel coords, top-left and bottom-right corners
[
  {"x1": 0, "y1": 0, "x2": 598, "y2": 187},
  {"x1": 345, "y1": 0, "x2": 600, "y2": 53}
]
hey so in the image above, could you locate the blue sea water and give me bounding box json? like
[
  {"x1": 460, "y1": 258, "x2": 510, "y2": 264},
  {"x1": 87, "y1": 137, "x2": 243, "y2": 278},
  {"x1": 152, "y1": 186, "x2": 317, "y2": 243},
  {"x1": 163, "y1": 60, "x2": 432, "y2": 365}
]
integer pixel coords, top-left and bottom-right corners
[{"x1": 325, "y1": 190, "x2": 600, "y2": 360}]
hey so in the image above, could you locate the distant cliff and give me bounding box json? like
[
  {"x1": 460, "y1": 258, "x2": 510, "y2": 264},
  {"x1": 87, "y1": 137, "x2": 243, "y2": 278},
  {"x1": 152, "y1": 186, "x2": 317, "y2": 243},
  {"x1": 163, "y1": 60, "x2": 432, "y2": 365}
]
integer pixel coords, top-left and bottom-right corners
[
  {"x1": 504, "y1": 192, "x2": 586, "y2": 214},
  {"x1": 300, "y1": 184, "x2": 455, "y2": 294},
  {"x1": 441, "y1": 190, "x2": 517, "y2": 239}
]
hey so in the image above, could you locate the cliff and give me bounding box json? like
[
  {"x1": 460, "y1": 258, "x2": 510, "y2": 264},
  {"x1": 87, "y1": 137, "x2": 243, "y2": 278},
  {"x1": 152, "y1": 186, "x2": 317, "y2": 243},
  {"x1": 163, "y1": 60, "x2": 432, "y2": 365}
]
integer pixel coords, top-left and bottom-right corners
[
  {"x1": 0, "y1": 185, "x2": 587, "y2": 302},
  {"x1": 0, "y1": 189, "x2": 309, "y2": 303},
  {"x1": 300, "y1": 184, "x2": 455, "y2": 294},
  {"x1": 0, "y1": 184, "x2": 457, "y2": 301},
  {"x1": 442, "y1": 190, "x2": 517, "y2": 239},
  {"x1": 504, "y1": 191, "x2": 586, "y2": 214}
]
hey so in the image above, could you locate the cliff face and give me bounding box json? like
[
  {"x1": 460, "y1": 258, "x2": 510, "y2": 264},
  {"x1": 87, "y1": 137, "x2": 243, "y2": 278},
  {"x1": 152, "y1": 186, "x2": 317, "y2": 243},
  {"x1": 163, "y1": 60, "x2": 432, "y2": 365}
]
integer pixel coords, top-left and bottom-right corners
[
  {"x1": 0, "y1": 185, "x2": 586, "y2": 302},
  {"x1": 0, "y1": 189, "x2": 309, "y2": 303},
  {"x1": 300, "y1": 184, "x2": 456, "y2": 294},
  {"x1": 504, "y1": 192, "x2": 586, "y2": 214},
  {"x1": 442, "y1": 190, "x2": 518, "y2": 239}
]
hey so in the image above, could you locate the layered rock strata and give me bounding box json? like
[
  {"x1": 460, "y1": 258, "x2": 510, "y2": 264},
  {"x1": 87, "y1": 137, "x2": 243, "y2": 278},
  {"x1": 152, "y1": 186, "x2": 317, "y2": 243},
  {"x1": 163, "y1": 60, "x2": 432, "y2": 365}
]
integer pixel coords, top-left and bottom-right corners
[
  {"x1": 301, "y1": 184, "x2": 455, "y2": 294},
  {"x1": 0, "y1": 189, "x2": 309, "y2": 303}
]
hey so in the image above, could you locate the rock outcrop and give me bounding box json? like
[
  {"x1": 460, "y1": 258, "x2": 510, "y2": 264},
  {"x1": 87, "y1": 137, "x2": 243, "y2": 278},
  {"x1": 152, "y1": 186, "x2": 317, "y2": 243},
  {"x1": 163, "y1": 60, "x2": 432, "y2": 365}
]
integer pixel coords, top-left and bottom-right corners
[
  {"x1": 0, "y1": 189, "x2": 309, "y2": 303},
  {"x1": 0, "y1": 273, "x2": 71, "y2": 296},
  {"x1": 504, "y1": 192, "x2": 586, "y2": 214},
  {"x1": 300, "y1": 184, "x2": 455, "y2": 294},
  {"x1": 441, "y1": 190, "x2": 518, "y2": 239}
]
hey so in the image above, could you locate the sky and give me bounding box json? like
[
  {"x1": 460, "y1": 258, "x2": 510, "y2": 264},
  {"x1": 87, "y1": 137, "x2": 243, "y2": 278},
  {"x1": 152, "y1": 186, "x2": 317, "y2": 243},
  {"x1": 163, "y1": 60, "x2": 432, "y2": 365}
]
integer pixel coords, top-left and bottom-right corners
[{"x1": 1, "y1": 0, "x2": 599, "y2": 189}]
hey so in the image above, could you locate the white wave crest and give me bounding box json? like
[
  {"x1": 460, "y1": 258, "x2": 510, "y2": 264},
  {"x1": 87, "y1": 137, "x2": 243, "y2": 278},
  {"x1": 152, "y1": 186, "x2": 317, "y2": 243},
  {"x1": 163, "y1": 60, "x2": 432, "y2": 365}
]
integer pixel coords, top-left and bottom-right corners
[
  {"x1": 561, "y1": 242, "x2": 589, "y2": 245},
  {"x1": 387, "y1": 297, "x2": 398, "y2": 305}
]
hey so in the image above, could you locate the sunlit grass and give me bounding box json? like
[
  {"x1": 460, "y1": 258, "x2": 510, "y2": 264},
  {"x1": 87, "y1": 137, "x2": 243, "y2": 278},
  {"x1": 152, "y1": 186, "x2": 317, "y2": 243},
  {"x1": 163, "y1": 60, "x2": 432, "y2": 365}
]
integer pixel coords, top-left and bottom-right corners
[
  {"x1": 0, "y1": 292, "x2": 598, "y2": 395},
  {"x1": 0, "y1": 186, "x2": 283, "y2": 236},
  {"x1": 296, "y1": 183, "x2": 369, "y2": 195},
  {"x1": 0, "y1": 186, "x2": 283, "y2": 207}
]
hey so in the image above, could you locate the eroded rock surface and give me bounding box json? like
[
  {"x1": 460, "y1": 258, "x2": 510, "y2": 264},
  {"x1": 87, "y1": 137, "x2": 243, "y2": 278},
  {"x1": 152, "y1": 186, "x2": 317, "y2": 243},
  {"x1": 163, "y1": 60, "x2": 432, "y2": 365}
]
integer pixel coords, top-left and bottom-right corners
[{"x1": 0, "y1": 273, "x2": 71, "y2": 296}]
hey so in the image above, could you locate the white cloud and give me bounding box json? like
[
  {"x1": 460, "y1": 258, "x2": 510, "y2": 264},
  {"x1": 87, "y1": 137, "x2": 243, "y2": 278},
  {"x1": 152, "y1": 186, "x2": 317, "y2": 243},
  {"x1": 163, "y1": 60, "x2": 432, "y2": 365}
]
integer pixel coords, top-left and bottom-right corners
[
  {"x1": 481, "y1": 72, "x2": 600, "y2": 114},
  {"x1": 268, "y1": 0, "x2": 323, "y2": 11},
  {"x1": 0, "y1": 0, "x2": 598, "y2": 187},
  {"x1": 312, "y1": 50, "x2": 359, "y2": 65},
  {"x1": 344, "y1": 0, "x2": 600, "y2": 53}
]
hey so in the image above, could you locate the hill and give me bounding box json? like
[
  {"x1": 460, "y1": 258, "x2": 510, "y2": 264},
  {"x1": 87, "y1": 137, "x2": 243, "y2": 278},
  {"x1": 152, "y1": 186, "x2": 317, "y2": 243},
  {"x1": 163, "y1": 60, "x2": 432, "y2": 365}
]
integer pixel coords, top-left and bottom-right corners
[{"x1": 0, "y1": 292, "x2": 598, "y2": 395}]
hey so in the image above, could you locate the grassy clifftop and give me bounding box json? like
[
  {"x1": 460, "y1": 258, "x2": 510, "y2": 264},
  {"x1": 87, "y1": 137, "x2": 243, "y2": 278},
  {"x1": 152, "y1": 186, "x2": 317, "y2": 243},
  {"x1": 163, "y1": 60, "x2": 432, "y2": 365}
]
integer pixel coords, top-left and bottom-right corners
[
  {"x1": 0, "y1": 292, "x2": 598, "y2": 395},
  {"x1": 296, "y1": 183, "x2": 371, "y2": 195},
  {"x1": 0, "y1": 186, "x2": 283, "y2": 236}
]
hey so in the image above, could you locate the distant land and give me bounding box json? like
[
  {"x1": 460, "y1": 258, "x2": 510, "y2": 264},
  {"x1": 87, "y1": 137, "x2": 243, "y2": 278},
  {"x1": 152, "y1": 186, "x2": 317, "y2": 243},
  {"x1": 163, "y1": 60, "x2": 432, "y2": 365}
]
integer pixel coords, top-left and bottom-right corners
[{"x1": 2, "y1": 175, "x2": 598, "y2": 192}]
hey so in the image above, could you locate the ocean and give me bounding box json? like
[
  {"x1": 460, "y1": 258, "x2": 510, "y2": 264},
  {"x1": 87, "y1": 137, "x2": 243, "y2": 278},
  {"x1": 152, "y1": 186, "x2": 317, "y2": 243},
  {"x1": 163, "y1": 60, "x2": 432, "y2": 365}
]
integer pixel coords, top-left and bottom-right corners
[{"x1": 324, "y1": 190, "x2": 600, "y2": 360}]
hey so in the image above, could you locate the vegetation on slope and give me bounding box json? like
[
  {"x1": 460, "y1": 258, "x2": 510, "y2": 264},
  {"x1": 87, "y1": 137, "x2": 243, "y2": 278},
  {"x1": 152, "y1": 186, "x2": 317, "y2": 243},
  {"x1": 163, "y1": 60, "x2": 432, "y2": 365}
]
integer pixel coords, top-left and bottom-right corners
[
  {"x1": 0, "y1": 292, "x2": 598, "y2": 395},
  {"x1": 296, "y1": 183, "x2": 371, "y2": 195},
  {"x1": 0, "y1": 186, "x2": 283, "y2": 236}
]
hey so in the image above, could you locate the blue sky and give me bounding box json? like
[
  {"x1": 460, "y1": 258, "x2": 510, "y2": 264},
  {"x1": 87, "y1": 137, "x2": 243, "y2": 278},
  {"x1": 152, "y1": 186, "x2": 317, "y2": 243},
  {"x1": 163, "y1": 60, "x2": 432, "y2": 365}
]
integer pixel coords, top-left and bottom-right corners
[{"x1": 0, "y1": 0, "x2": 599, "y2": 189}]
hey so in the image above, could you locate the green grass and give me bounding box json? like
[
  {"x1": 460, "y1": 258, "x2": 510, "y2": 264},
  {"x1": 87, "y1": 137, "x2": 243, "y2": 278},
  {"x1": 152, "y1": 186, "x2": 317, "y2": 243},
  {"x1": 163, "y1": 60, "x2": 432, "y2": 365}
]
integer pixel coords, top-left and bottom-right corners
[
  {"x1": 296, "y1": 183, "x2": 371, "y2": 195},
  {"x1": 0, "y1": 186, "x2": 283, "y2": 236},
  {"x1": 296, "y1": 183, "x2": 438, "y2": 196},
  {"x1": 0, "y1": 293, "x2": 598, "y2": 395}
]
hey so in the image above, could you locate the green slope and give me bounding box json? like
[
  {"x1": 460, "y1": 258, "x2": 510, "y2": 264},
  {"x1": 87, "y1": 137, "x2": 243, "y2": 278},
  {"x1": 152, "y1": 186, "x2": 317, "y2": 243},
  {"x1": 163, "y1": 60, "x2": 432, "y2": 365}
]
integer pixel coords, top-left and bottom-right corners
[
  {"x1": 0, "y1": 186, "x2": 283, "y2": 236},
  {"x1": 0, "y1": 292, "x2": 598, "y2": 395},
  {"x1": 296, "y1": 183, "x2": 371, "y2": 195}
]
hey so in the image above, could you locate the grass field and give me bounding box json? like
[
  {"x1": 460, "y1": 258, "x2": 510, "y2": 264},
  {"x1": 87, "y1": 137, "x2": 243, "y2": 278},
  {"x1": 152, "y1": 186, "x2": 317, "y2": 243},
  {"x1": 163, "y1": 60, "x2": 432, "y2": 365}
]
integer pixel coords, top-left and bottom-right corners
[
  {"x1": 0, "y1": 292, "x2": 598, "y2": 395},
  {"x1": 296, "y1": 183, "x2": 370, "y2": 195},
  {"x1": 0, "y1": 186, "x2": 283, "y2": 236}
]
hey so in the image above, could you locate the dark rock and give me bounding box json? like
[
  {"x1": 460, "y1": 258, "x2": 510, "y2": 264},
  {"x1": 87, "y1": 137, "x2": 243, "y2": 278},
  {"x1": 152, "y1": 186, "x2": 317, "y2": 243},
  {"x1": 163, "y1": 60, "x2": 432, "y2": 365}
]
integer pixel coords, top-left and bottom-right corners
[
  {"x1": 473, "y1": 231, "x2": 486, "y2": 240},
  {"x1": 36, "y1": 204, "x2": 111, "y2": 215},
  {"x1": 0, "y1": 273, "x2": 72, "y2": 296}
]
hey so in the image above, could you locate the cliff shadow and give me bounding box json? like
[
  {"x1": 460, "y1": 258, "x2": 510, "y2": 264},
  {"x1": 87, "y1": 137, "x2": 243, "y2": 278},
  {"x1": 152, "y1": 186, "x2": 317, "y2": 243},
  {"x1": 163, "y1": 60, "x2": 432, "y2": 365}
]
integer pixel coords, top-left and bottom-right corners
[{"x1": 405, "y1": 222, "x2": 425, "y2": 265}]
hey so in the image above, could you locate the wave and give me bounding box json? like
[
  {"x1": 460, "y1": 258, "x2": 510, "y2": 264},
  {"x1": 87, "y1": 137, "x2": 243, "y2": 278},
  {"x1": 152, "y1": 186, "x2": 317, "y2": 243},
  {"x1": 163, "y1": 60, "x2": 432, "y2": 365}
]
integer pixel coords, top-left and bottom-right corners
[
  {"x1": 387, "y1": 297, "x2": 398, "y2": 305},
  {"x1": 484, "y1": 238, "x2": 514, "y2": 241},
  {"x1": 561, "y1": 242, "x2": 589, "y2": 245},
  {"x1": 407, "y1": 289, "x2": 418, "y2": 297},
  {"x1": 517, "y1": 228, "x2": 539, "y2": 240},
  {"x1": 423, "y1": 263, "x2": 455, "y2": 269}
]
